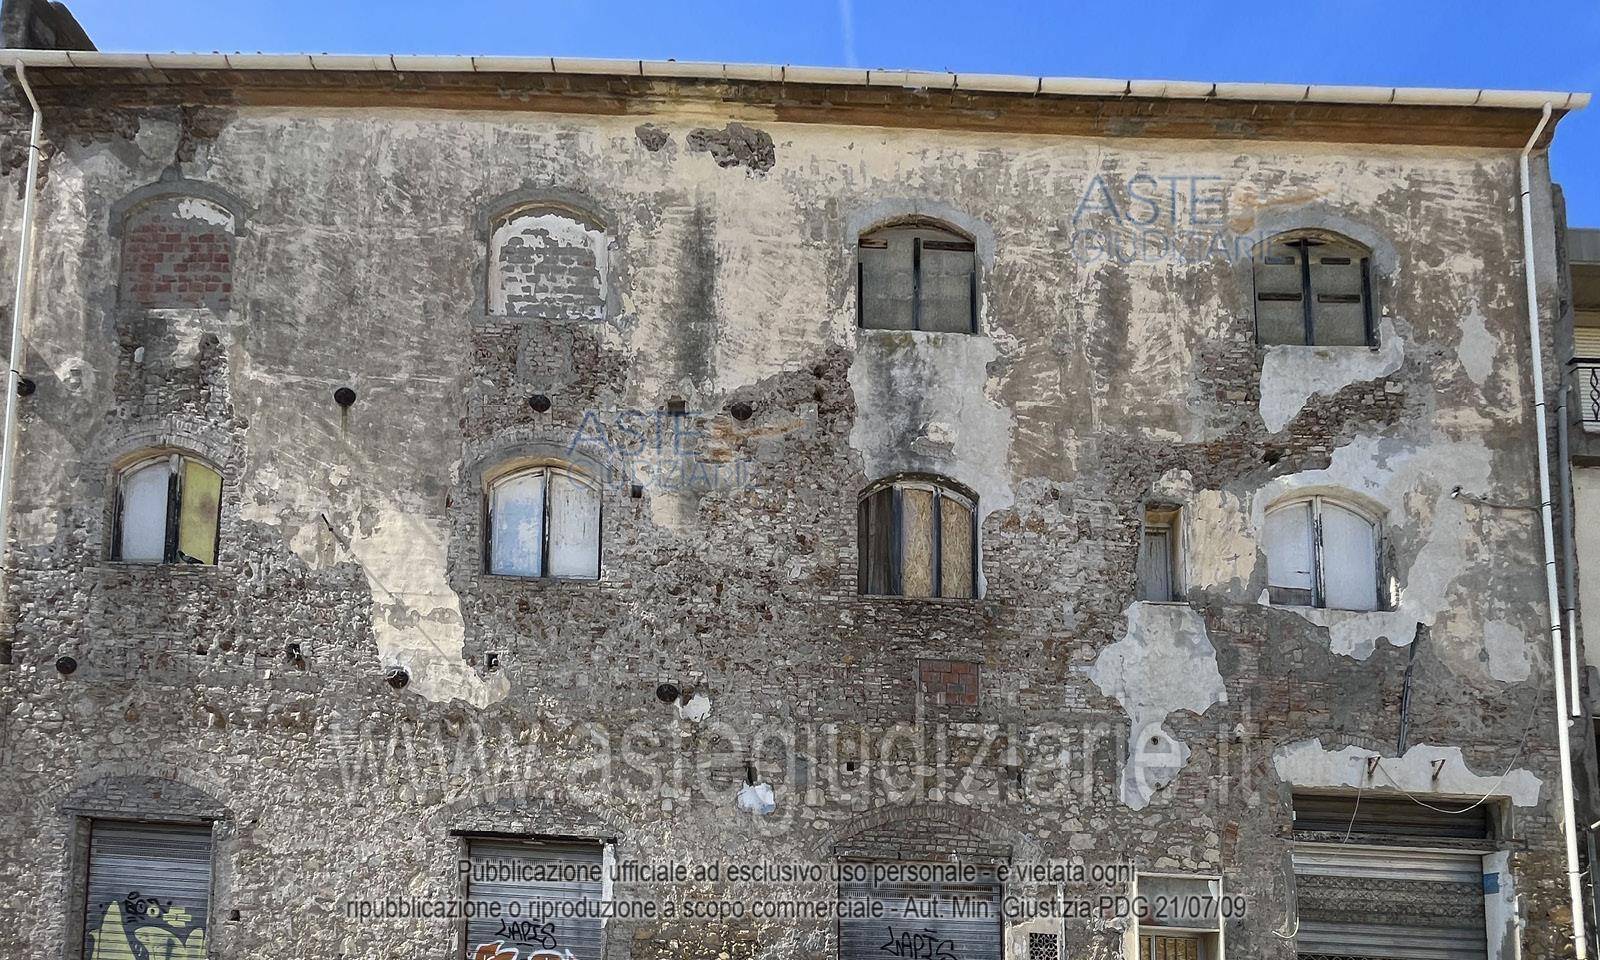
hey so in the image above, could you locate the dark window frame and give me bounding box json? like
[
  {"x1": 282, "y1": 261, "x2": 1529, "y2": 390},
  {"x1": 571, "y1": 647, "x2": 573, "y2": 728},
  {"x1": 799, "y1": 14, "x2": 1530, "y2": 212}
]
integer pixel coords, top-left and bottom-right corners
[
  {"x1": 857, "y1": 476, "x2": 979, "y2": 599},
  {"x1": 857, "y1": 222, "x2": 979, "y2": 334},
  {"x1": 1253, "y1": 233, "x2": 1376, "y2": 347},
  {"x1": 110, "y1": 453, "x2": 222, "y2": 565}
]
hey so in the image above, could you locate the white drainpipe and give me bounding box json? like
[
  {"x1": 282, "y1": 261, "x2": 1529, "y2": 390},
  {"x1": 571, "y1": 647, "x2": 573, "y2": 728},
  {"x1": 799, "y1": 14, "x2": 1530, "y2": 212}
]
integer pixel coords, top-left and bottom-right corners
[
  {"x1": 1519, "y1": 100, "x2": 1589, "y2": 958},
  {"x1": 0, "y1": 61, "x2": 42, "y2": 593}
]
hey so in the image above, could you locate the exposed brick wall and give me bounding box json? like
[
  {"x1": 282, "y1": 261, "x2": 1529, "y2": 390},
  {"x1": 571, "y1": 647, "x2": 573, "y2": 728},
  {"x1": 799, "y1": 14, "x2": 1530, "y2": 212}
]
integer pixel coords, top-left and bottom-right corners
[{"x1": 117, "y1": 196, "x2": 235, "y2": 310}]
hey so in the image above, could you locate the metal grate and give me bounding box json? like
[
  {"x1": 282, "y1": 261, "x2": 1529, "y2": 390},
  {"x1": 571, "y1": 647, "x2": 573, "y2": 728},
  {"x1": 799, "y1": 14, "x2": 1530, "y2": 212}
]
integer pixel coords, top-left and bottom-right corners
[
  {"x1": 1027, "y1": 932, "x2": 1060, "y2": 960},
  {"x1": 1141, "y1": 935, "x2": 1203, "y2": 960}
]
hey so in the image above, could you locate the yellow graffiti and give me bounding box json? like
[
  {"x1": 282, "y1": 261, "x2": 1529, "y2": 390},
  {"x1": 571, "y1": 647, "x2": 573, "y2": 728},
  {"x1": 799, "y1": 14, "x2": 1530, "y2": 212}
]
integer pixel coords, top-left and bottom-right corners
[{"x1": 88, "y1": 900, "x2": 207, "y2": 960}]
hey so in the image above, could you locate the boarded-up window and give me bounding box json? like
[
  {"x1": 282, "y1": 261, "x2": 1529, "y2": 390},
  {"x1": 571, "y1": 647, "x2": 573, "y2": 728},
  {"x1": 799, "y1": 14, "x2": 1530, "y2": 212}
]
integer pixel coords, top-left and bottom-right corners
[
  {"x1": 1254, "y1": 233, "x2": 1373, "y2": 347},
  {"x1": 857, "y1": 478, "x2": 976, "y2": 598},
  {"x1": 464, "y1": 837, "x2": 606, "y2": 960},
  {"x1": 1264, "y1": 496, "x2": 1379, "y2": 611},
  {"x1": 487, "y1": 465, "x2": 601, "y2": 579},
  {"x1": 113, "y1": 453, "x2": 221, "y2": 565},
  {"x1": 489, "y1": 206, "x2": 609, "y2": 320},
  {"x1": 82, "y1": 821, "x2": 213, "y2": 960},
  {"x1": 1138, "y1": 505, "x2": 1182, "y2": 601},
  {"x1": 858, "y1": 222, "x2": 977, "y2": 333}
]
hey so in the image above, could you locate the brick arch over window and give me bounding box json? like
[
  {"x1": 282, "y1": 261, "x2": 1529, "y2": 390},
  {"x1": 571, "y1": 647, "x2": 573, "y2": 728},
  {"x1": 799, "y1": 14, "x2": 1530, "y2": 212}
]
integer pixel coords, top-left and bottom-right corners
[
  {"x1": 111, "y1": 180, "x2": 246, "y2": 311},
  {"x1": 486, "y1": 192, "x2": 612, "y2": 321}
]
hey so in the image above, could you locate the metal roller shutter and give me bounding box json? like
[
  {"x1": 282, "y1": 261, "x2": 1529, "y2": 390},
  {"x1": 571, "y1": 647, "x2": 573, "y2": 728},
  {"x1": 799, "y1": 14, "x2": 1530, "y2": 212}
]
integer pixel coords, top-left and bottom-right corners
[
  {"x1": 1292, "y1": 845, "x2": 1488, "y2": 959},
  {"x1": 839, "y1": 868, "x2": 1003, "y2": 960},
  {"x1": 465, "y1": 838, "x2": 606, "y2": 960},
  {"x1": 82, "y1": 821, "x2": 213, "y2": 960}
]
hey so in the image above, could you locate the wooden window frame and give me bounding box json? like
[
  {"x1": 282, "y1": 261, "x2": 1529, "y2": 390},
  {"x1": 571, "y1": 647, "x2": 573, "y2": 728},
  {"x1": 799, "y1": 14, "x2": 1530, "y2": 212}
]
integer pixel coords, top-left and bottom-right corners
[
  {"x1": 1265, "y1": 495, "x2": 1384, "y2": 611},
  {"x1": 857, "y1": 224, "x2": 978, "y2": 334},
  {"x1": 1138, "y1": 504, "x2": 1183, "y2": 602},
  {"x1": 1253, "y1": 234, "x2": 1375, "y2": 347},
  {"x1": 483, "y1": 464, "x2": 603, "y2": 580},
  {"x1": 110, "y1": 453, "x2": 222, "y2": 565},
  {"x1": 857, "y1": 477, "x2": 978, "y2": 599}
]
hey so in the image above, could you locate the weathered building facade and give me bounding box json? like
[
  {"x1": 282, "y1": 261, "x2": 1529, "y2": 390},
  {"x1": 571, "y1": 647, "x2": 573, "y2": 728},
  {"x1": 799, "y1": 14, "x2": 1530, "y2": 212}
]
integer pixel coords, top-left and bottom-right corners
[{"x1": 0, "y1": 8, "x2": 1593, "y2": 960}]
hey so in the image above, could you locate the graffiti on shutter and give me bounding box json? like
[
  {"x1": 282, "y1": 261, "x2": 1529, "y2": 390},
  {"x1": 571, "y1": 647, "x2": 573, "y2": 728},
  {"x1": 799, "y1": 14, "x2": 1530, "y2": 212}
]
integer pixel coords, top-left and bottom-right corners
[
  {"x1": 838, "y1": 867, "x2": 1003, "y2": 960},
  {"x1": 464, "y1": 838, "x2": 605, "y2": 960},
  {"x1": 82, "y1": 821, "x2": 213, "y2": 960}
]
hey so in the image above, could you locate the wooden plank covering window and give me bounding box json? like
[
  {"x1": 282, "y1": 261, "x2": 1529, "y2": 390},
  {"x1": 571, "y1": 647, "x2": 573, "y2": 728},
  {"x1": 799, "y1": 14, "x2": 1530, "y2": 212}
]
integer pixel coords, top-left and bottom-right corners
[
  {"x1": 464, "y1": 837, "x2": 606, "y2": 960},
  {"x1": 82, "y1": 821, "x2": 213, "y2": 960},
  {"x1": 838, "y1": 867, "x2": 1003, "y2": 960},
  {"x1": 176, "y1": 459, "x2": 222, "y2": 565}
]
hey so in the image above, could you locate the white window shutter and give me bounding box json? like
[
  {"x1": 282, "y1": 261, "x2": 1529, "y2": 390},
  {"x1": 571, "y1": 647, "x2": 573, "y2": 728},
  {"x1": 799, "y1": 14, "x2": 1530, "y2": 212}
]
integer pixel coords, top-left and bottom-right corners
[
  {"x1": 490, "y1": 471, "x2": 545, "y2": 577},
  {"x1": 119, "y1": 460, "x2": 171, "y2": 562},
  {"x1": 1319, "y1": 501, "x2": 1379, "y2": 611},
  {"x1": 547, "y1": 472, "x2": 601, "y2": 579},
  {"x1": 1264, "y1": 502, "x2": 1315, "y2": 603}
]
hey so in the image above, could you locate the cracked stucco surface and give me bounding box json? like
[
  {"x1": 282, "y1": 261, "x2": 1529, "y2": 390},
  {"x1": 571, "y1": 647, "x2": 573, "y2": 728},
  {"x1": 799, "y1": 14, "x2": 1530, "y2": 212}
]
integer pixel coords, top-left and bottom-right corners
[{"x1": 1086, "y1": 602, "x2": 1227, "y2": 810}]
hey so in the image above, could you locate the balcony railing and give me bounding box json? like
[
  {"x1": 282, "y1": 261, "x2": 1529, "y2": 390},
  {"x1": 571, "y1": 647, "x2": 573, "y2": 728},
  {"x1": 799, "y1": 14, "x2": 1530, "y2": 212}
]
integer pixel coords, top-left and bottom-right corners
[{"x1": 1573, "y1": 357, "x2": 1600, "y2": 426}]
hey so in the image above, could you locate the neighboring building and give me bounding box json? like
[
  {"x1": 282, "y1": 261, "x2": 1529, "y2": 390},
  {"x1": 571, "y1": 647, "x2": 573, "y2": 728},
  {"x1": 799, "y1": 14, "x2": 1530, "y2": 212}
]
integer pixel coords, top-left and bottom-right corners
[{"x1": 0, "y1": 3, "x2": 1592, "y2": 959}]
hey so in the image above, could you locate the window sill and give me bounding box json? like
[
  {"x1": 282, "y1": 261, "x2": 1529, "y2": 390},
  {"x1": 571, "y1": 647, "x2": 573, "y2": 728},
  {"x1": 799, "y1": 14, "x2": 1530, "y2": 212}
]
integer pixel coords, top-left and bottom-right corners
[
  {"x1": 856, "y1": 592, "x2": 984, "y2": 605},
  {"x1": 1269, "y1": 602, "x2": 1386, "y2": 614},
  {"x1": 1258, "y1": 341, "x2": 1380, "y2": 352},
  {"x1": 480, "y1": 573, "x2": 603, "y2": 585},
  {"x1": 856, "y1": 327, "x2": 985, "y2": 340},
  {"x1": 478, "y1": 312, "x2": 605, "y2": 325},
  {"x1": 93, "y1": 561, "x2": 222, "y2": 580}
]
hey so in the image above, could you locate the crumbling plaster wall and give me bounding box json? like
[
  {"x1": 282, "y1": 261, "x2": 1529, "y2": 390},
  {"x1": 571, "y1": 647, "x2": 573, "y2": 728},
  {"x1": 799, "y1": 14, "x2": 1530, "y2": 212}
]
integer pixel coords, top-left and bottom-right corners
[{"x1": 0, "y1": 92, "x2": 1575, "y2": 960}]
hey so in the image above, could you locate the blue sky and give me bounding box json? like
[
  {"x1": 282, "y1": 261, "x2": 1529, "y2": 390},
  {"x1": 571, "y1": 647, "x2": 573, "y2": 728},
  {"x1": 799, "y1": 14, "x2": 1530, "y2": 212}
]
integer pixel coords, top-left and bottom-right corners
[{"x1": 65, "y1": 0, "x2": 1600, "y2": 224}]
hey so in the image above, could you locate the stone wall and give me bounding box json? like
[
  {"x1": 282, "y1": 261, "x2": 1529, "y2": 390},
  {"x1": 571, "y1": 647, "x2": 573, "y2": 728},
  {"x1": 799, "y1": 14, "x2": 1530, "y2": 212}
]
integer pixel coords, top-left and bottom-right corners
[{"x1": 0, "y1": 78, "x2": 1580, "y2": 960}]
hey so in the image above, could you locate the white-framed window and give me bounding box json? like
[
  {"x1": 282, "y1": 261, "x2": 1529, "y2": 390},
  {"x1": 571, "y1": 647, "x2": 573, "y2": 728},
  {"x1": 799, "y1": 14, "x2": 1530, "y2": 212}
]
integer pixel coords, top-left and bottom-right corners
[
  {"x1": 1253, "y1": 231, "x2": 1374, "y2": 347},
  {"x1": 858, "y1": 477, "x2": 977, "y2": 599},
  {"x1": 858, "y1": 220, "x2": 977, "y2": 333},
  {"x1": 486, "y1": 465, "x2": 601, "y2": 579},
  {"x1": 1129, "y1": 873, "x2": 1224, "y2": 960},
  {"x1": 1263, "y1": 495, "x2": 1381, "y2": 611},
  {"x1": 112, "y1": 452, "x2": 222, "y2": 565},
  {"x1": 1138, "y1": 504, "x2": 1183, "y2": 602}
]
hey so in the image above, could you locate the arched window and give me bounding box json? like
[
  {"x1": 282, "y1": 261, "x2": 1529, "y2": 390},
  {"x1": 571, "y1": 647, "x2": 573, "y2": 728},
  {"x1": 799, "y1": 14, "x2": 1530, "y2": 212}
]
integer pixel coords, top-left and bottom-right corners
[
  {"x1": 1253, "y1": 231, "x2": 1373, "y2": 347},
  {"x1": 858, "y1": 220, "x2": 976, "y2": 333},
  {"x1": 858, "y1": 477, "x2": 976, "y2": 598},
  {"x1": 489, "y1": 205, "x2": 610, "y2": 321},
  {"x1": 1264, "y1": 495, "x2": 1380, "y2": 611},
  {"x1": 486, "y1": 465, "x2": 601, "y2": 579},
  {"x1": 113, "y1": 452, "x2": 222, "y2": 564},
  {"x1": 117, "y1": 193, "x2": 237, "y2": 310}
]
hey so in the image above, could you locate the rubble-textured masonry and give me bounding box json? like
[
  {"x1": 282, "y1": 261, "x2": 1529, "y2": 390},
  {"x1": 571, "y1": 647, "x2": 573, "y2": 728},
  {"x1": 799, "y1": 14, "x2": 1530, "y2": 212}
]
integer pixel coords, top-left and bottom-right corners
[{"x1": 0, "y1": 47, "x2": 1586, "y2": 960}]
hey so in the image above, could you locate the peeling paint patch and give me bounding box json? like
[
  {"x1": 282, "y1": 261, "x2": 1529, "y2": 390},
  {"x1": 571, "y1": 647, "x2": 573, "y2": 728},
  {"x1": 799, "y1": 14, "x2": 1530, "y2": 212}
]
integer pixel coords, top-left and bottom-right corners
[
  {"x1": 1273, "y1": 738, "x2": 1542, "y2": 808},
  {"x1": 685, "y1": 123, "x2": 775, "y2": 174},
  {"x1": 677, "y1": 692, "x2": 712, "y2": 723},
  {"x1": 174, "y1": 197, "x2": 235, "y2": 229},
  {"x1": 1086, "y1": 602, "x2": 1227, "y2": 810},
  {"x1": 736, "y1": 782, "x2": 776, "y2": 815},
  {"x1": 1482, "y1": 619, "x2": 1532, "y2": 683},
  {"x1": 1253, "y1": 435, "x2": 1495, "y2": 659},
  {"x1": 1456, "y1": 303, "x2": 1497, "y2": 387},
  {"x1": 1258, "y1": 319, "x2": 1404, "y2": 432}
]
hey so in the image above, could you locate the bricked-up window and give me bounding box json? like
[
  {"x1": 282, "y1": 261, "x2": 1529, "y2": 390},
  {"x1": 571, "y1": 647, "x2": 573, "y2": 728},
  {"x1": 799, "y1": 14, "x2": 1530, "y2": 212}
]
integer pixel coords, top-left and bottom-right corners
[
  {"x1": 1253, "y1": 232, "x2": 1373, "y2": 347},
  {"x1": 489, "y1": 205, "x2": 610, "y2": 321},
  {"x1": 918, "y1": 659, "x2": 980, "y2": 707},
  {"x1": 1138, "y1": 505, "x2": 1182, "y2": 602},
  {"x1": 1264, "y1": 495, "x2": 1380, "y2": 611},
  {"x1": 486, "y1": 465, "x2": 601, "y2": 579},
  {"x1": 858, "y1": 221, "x2": 977, "y2": 333},
  {"x1": 113, "y1": 453, "x2": 222, "y2": 565},
  {"x1": 859, "y1": 477, "x2": 977, "y2": 598},
  {"x1": 118, "y1": 195, "x2": 236, "y2": 310}
]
